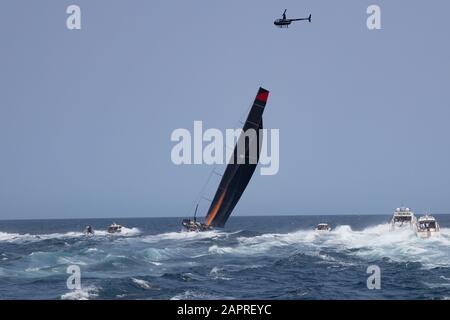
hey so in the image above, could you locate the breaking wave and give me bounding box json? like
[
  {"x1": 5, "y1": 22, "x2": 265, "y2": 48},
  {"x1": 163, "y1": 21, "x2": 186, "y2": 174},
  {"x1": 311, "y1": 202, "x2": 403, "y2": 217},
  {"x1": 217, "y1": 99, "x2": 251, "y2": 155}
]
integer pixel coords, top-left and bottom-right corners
[
  {"x1": 61, "y1": 286, "x2": 99, "y2": 300},
  {"x1": 3, "y1": 224, "x2": 448, "y2": 269},
  {"x1": 206, "y1": 224, "x2": 450, "y2": 269},
  {"x1": 0, "y1": 227, "x2": 141, "y2": 243}
]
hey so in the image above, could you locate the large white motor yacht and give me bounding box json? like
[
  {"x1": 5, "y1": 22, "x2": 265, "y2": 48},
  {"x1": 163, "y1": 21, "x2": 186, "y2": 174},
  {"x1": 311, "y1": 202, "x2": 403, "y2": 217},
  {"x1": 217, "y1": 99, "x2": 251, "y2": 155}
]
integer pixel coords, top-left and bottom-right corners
[{"x1": 390, "y1": 207, "x2": 417, "y2": 231}]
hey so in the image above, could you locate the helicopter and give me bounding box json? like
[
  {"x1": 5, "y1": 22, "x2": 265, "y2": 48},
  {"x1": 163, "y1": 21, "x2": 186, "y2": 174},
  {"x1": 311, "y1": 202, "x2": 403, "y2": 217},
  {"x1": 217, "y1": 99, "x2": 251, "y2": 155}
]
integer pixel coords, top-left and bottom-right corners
[{"x1": 274, "y1": 9, "x2": 311, "y2": 28}]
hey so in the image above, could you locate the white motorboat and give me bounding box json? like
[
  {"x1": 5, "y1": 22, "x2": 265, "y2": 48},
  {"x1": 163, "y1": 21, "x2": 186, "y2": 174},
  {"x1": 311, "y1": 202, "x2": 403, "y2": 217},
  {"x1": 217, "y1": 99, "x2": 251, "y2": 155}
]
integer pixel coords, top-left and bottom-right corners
[
  {"x1": 315, "y1": 223, "x2": 332, "y2": 232},
  {"x1": 107, "y1": 223, "x2": 123, "y2": 234},
  {"x1": 390, "y1": 207, "x2": 417, "y2": 231},
  {"x1": 415, "y1": 215, "x2": 440, "y2": 238}
]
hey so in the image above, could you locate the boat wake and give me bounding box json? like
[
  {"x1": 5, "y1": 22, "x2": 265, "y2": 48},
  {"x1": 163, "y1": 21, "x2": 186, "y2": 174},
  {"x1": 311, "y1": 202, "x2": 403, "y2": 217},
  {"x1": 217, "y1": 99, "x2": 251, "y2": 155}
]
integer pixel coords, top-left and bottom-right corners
[
  {"x1": 0, "y1": 227, "x2": 141, "y2": 243},
  {"x1": 207, "y1": 224, "x2": 450, "y2": 269}
]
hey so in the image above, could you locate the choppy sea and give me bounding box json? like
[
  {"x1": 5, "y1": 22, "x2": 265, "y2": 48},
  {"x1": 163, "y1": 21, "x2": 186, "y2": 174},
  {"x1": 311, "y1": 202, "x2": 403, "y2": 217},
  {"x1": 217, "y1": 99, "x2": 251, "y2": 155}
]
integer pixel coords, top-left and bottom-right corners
[{"x1": 0, "y1": 215, "x2": 449, "y2": 300}]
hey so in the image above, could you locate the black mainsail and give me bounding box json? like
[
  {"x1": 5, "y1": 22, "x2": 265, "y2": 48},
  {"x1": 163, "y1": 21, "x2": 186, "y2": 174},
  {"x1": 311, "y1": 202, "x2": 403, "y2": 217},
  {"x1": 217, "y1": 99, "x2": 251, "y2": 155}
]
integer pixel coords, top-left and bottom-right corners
[{"x1": 203, "y1": 87, "x2": 270, "y2": 228}]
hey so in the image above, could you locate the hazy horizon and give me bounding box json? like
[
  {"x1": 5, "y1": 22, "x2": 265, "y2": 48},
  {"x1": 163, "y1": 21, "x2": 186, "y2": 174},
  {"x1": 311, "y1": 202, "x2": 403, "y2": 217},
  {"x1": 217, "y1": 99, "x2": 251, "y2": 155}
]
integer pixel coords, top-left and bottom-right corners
[{"x1": 2, "y1": 211, "x2": 450, "y2": 222}]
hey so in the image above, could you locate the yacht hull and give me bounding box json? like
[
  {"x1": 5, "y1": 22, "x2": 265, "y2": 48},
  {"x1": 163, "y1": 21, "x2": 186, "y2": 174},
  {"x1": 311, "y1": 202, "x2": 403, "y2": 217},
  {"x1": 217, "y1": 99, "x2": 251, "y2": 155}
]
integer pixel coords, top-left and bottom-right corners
[{"x1": 415, "y1": 230, "x2": 440, "y2": 239}]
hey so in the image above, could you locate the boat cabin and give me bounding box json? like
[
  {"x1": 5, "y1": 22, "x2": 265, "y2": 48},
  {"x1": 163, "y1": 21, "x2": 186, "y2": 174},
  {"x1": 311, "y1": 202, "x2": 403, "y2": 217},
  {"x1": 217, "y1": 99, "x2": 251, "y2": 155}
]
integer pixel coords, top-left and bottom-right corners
[
  {"x1": 107, "y1": 223, "x2": 123, "y2": 233},
  {"x1": 417, "y1": 215, "x2": 438, "y2": 231},
  {"x1": 392, "y1": 207, "x2": 415, "y2": 223},
  {"x1": 315, "y1": 223, "x2": 331, "y2": 232}
]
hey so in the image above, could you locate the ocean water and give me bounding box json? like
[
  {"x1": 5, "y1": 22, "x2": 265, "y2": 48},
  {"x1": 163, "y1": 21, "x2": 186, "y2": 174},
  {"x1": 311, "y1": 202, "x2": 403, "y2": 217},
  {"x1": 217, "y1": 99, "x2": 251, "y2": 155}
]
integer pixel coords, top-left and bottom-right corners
[{"x1": 0, "y1": 215, "x2": 449, "y2": 300}]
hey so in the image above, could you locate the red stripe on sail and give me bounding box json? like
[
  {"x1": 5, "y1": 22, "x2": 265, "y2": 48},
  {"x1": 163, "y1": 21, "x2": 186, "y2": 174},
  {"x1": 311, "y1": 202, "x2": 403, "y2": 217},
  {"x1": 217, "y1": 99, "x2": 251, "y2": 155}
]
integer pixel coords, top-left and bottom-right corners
[{"x1": 256, "y1": 91, "x2": 269, "y2": 103}]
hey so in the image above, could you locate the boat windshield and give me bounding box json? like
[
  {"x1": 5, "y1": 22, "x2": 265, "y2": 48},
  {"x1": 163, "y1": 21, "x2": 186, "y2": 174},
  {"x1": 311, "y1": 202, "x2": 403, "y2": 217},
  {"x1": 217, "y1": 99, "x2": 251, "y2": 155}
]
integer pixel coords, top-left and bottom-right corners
[
  {"x1": 418, "y1": 221, "x2": 436, "y2": 230},
  {"x1": 393, "y1": 216, "x2": 411, "y2": 223}
]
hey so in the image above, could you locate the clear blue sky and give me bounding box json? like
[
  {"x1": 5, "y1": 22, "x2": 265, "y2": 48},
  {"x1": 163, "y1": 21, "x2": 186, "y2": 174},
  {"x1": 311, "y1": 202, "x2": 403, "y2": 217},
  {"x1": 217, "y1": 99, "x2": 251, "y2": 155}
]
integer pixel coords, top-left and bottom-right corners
[{"x1": 1, "y1": 1, "x2": 450, "y2": 219}]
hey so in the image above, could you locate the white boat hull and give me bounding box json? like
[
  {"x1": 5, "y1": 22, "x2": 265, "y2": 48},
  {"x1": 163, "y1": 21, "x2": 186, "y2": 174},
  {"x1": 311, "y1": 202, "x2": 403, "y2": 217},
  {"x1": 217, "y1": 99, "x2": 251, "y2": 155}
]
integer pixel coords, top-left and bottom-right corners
[
  {"x1": 415, "y1": 230, "x2": 440, "y2": 239},
  {"x1": 390, "y1": 221, "x2": 416, "y2": 231}
]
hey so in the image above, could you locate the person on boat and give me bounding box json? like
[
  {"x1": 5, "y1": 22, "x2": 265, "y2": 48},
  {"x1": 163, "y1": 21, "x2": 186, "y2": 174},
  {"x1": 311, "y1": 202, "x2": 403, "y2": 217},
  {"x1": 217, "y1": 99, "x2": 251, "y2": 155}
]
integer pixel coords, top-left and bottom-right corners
[{"x1": 84, "y1": 225, "x2": 94, "y2": 235}]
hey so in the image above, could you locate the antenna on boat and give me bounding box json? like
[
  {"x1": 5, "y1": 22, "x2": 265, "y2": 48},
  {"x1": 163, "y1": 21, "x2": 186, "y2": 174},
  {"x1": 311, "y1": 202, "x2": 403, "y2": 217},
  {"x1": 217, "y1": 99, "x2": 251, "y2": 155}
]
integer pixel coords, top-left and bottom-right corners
[{"x1": 193, "y1": 203, "x2": 199, "y2": 222}]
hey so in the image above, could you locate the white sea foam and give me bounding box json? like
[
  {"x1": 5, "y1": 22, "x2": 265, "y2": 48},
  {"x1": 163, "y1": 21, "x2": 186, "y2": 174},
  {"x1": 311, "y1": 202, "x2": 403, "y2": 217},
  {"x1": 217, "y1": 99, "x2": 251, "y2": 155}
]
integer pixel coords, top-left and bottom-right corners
[
  {"x1": 57, "y1": 256, "x2": 88, "y2": 266},
  {"x1": 25, "y1": 267, "x2": 41, "y2": 272},
  {"x1": 91, "y1": 227, "x2": 141, "y2": 237},
  {"x1": 109, "y1": 227, "x2": 141, "y2": 236},
  {"x1": 0, "y1": 231, "x2": 19, "y2": 241},
  {"x1": 141, "y1": 230, "x2": 221, "y2": 243},
  {"x1": 0, "y1": 231, "x2": 43, "y2": 242},
  {"x1": 0, "y1": 231, "x2": 84, "y2": 243},
  {"x1": 205, "y1": 224, "x2": 450, "y2": 269},
  {"x1": 170, "y1": 290, "x2": 232, "y2": 300},
  {"x1": 0, "y1": 227, "x2": 141, "y2": 243},
  {"x1": 209, "y1": 266, "x2": 232, "y2": 280},
  {"x1": 61, "y1": 286, "x2": 99, "y2": 300}
]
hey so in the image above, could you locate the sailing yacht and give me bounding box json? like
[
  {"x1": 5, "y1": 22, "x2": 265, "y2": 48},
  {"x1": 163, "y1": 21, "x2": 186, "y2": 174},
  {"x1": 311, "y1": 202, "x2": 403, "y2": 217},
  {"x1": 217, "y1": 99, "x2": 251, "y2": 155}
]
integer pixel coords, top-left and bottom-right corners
[
  {"x1": 415, "y1": 215, "x2": 440, "y2": 238},
  {"x1": 182, "y1": 87, "x2": 270, "y2": 231},
  {"x1": 390, "y1": 207, "x2": 417, "y2": 231},
  {"x1": 182, "y1": 204, "x2": 212, "y2": 232}
]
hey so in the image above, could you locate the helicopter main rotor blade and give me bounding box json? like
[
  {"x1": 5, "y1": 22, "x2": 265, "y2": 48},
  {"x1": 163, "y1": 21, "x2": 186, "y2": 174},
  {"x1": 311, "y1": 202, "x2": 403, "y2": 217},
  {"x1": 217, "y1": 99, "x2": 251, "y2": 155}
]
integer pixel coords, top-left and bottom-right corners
[{"x1": 290, "y1": 16, "x2": 312, "y2": 22}]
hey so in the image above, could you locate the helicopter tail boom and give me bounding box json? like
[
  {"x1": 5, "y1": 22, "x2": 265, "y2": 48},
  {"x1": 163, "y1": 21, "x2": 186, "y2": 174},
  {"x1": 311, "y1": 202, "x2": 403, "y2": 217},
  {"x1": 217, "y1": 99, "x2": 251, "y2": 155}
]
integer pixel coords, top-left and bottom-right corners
[{"x1": 290, "y1": 14, "x2": 311, "y2": 23}]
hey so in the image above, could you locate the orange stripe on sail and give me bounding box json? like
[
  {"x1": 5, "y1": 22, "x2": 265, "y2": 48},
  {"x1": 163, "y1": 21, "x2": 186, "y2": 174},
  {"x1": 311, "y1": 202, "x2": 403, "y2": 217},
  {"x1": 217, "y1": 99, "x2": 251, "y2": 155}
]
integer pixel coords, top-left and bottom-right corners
[{"x1": 205, "y1": 190, "x2": 226, "y2": 226}]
